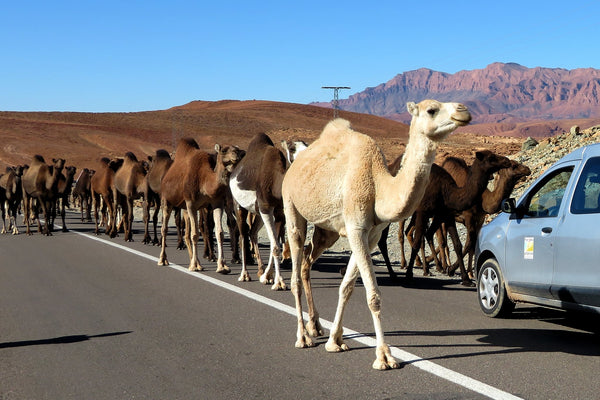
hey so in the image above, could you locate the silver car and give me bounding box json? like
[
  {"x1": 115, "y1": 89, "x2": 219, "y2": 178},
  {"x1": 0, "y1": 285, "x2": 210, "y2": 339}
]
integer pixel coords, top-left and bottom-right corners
[{"x1": 475, "y1": 143, "x2": 600, "y2": 317}]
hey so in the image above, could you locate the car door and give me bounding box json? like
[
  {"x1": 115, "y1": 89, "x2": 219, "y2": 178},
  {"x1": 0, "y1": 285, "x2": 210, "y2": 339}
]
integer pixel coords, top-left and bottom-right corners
[
  {"x1": 504, "y1": 165, "x2": 575, "y2": 299},
  {"x1": 551, "y1": 156, "x2": 600, "y2": 308}
]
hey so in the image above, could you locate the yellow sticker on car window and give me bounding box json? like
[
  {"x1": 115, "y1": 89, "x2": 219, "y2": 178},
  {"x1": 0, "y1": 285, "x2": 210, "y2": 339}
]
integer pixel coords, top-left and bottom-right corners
[{"x1": 524, "y1": 237, "x2": 534, "y2": 259}]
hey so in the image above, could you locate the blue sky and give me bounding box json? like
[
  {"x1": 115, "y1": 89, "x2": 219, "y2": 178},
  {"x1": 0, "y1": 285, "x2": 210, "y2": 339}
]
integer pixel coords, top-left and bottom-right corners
[{"x1": 2, "y1": 1, "x2": 599, "y2": 112}]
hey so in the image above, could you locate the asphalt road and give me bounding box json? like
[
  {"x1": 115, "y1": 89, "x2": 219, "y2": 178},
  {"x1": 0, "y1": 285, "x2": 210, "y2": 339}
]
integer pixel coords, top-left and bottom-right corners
[{"x1": 1, "y1": 212, "x2": 599, "y2": 400}]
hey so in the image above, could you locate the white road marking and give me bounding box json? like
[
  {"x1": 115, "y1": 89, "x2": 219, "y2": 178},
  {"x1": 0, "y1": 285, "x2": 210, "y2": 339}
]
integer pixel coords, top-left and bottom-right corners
[{"x1": 71, "y1": 228, "x2": 522, "y2": 400}]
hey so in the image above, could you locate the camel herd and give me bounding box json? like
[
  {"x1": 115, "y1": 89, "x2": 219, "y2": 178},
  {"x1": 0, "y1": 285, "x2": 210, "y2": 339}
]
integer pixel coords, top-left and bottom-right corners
[{"x1": 0, "y1": 99, "x2": 531, "y2": 370}]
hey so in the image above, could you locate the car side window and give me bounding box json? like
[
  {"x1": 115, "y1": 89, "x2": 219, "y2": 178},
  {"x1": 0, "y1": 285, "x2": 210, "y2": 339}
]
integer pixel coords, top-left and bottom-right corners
[
  {"x1": 571, "y1": 157, "x2": 600, "y2": 214},
  {"x1": 523, "y1": 167, "x2": 574, "y2": 218}
]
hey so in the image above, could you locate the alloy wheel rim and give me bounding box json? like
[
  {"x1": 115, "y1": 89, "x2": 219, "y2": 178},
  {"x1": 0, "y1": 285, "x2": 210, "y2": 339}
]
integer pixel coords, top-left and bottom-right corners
[{"x1": 479, "y1": 267, "x2": 499, "y2": 310}]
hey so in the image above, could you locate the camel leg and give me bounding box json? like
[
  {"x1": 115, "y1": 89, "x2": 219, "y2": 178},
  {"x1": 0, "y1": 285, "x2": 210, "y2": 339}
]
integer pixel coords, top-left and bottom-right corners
[
  {"x1": 445, "y1": 220, "x2": 473, "y2": 286},
  {"x1": 301, "y1": 227, "x2": 339, "y2": 336},
  {"x1": 125, "y1": 198, "x2": 134, "y2": 242},
  {"x1": 157, "y1": 201, "x2": 172, "y2": 266},
  {"x1": 142, "y1": 198, "x2": 151, "y2": 244},
  {"x1": 236, "y1": 206, "x2": 252, "y2": 282},
  {"x1": 377, "y1": 224, "x2": 398, "y2": 280},
  {"x1": 213, "y1": 206, "x2": 230, "y2": 274},
  {"x1": 258, "y1": 208, "x2": 286, "y2": 290},
  {"x1": 183, "y1": 207, "x2": 203, "y2": 272},
  {"x1": 151, "y1": 203, "x2": 160, "y2": 245},
  {"x1": 249, "y1": 215, "x2": 265, "y2": 278},
  {"x1": 285, "y1": 202, "x2": 313, "y2": 348},
  {"x1": 326, "y1": 225, "x2": 399, "y2": 370}
]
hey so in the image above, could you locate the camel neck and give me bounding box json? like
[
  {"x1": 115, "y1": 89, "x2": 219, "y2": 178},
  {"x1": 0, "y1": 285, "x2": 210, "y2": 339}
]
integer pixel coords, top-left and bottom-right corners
[{"x1": 375, "y1": 132, "x2": 438, "y2": 223}]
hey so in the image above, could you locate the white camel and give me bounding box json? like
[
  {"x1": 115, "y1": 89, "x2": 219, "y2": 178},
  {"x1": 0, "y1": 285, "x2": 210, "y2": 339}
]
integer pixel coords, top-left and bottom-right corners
[{"x1": 281, "y1": 99, "x2": 471, "y2": 369}]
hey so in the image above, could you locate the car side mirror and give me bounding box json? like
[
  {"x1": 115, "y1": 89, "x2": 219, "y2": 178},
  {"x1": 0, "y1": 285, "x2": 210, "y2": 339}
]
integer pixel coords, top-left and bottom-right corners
[{"x1": 501, "y1": 198, "x2": 517, "y2": 214}]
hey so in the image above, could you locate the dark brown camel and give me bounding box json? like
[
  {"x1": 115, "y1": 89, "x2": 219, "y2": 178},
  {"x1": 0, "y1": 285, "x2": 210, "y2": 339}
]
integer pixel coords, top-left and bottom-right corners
[
  {"x1": 440, "y1": 157, "x2": 531, "y2": 277},
  {"x1": 229, "y1": 133, "x2": 306, "y2": 290},
  {"x1": 0, "y1": 166, "x2": 24, "y2": 235},
  {"x1": 72, "y1": 168, "x2": 94, "y2": 222},
  {"x1": 22, "y1": 156, "x2": 65, "y2": 235},
  {"x1": 404, "y1": 150, "x2": 511, "y2": 286},
  {"x1": 158, "y1": 138, "x2": 243, "y2": 272},
  {"x1": 90, "y1": 157, "x2": 123, "y2": 236},
  {"x1": 113, "y1": 152, "x2": 148, "y2": 241},
  {"x1": 53, "y1": 165, "x2": 77, "y2": 232},
  {"x1": 142, "y1": 149, "x2": 173, "y2": 245}
]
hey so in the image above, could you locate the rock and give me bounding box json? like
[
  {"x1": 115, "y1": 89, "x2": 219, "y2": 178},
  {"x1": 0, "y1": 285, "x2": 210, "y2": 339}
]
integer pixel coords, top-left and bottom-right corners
[
  {"x1": 570, "y1": 125, "x2": 580, "y2": 135},
  {"x1": 522, "y1": 137, "x2": 539, "y2": 151}
]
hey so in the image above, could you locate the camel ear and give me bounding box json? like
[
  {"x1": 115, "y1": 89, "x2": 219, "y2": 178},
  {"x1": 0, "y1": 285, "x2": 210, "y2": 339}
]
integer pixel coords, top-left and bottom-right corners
[
  {"x1": 407, "y1": 102, "x2": 418, "y2": 116},
  {"x1": 214, "y1": 144, "x2": 222, "y2": 153},
  {"x1": 475, "y1": 151, "x2": 484, "y2": 161}
]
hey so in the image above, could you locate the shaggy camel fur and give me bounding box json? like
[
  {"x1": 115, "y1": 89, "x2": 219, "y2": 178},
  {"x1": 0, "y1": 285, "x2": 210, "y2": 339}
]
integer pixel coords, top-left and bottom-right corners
[
  {"x1": 72, "y1": 168, "x2": 94, "y2": 222},
  {"x1": 0, "y1": 166, "x2": 24, "y2": 234},
  {"x1": 441, "y1": 157, "x2": 531, "y2": 277},
  {"x1": 91, "y1": 157, "x2": 123, "y2": 236},
  {"x1": 113, "y1": 152, "x2": 148, "y2": 241},
  {"x1": 404, "y1": 150, "x2": 511, "y2": 286},
  {"x1": 22, "y1": 156, "x2": 65, "y2": 235},
  {"x1": 158, "y1": 138, "x2": 243, "y2": 273},
  {"x1": 229, "y1": 133, "x2": 307, "y2": 289},
  {"x1": 282, "y1": 99, "x2": 471, "y2": 370}
]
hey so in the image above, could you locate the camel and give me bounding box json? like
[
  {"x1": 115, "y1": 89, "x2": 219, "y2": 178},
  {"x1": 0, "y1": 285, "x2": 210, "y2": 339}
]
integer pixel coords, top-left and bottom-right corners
[
  {"x1": 142, "y1": 149, "x2": 173, "y2": 245},
  {"x1": 281, "y1": 99, "x2": 471, "y2": 370},
  {"x1": 22, "y1": 156, "x2": 66, "y2": 235},
  {"x1": 229, "y1": 133, "x2": 307, "y2": 289},
  {"x1": 53, "y1": 165, "x2": 77, "y2": 231},
  {"x1": 90, "y1": 157, "x2": 123, "y2": 236},
  {"x1": 403, "y1": 150, "x2": 512, "y2": 286},
  {"x1": 0, "y1": 166, "x2": 24, "y2": 234},
  {"x1": 440, "y1": 157, "x2": 531, "y2": 277},
  {"x1": 113, "y1": 152, "x2": 148, "y2": 242},
  {"x1": 72, "y1": 168, "x2": 94, "y2": 222},
  {"x1": 158, "y1": 138, "x2": 243, "y2": 273}
]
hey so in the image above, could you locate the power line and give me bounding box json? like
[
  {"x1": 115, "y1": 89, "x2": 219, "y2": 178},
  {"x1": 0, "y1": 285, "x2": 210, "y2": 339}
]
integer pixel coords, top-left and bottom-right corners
[{"x1": 322, "y1": 86, "x2": 350, "y2": 118}]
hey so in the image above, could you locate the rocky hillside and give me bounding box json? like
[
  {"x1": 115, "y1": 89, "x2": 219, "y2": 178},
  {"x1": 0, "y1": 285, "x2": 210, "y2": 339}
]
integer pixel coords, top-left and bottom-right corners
[{"x1": 314, "y1": 63, "x2": 600, "y2": 137}]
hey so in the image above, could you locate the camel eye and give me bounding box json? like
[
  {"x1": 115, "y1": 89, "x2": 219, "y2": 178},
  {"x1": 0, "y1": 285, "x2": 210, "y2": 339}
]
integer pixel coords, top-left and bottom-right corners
[{"x1": 427, "y1": 108, "x2": 437, "y2": 116}]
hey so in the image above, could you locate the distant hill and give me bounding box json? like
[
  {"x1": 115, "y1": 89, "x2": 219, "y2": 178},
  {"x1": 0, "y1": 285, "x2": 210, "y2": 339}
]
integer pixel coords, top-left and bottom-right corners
[
  {"x1": 313, "y1": 63, "x2": 600, "y2": 137},
  {"x1": 0, "y1": 100, "x2": 520, "y2": 171}
]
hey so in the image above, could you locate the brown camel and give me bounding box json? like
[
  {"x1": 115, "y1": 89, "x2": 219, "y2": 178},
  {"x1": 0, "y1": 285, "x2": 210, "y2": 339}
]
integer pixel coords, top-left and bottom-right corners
[
  {"x1": 142, "y1": 149, "x2": 173, "y2": 245},
  {"x1": 229, "y1": 133, "x2": 307, "y2": 289},
  {"x1": 113, "y1": 152, "x2": 148, "y2": 241},
  {"x1": 91, "y1": 157, "x2": 123, "y2": 236},
  {"x1": 158, "y1": 138, "x2": 243, "y2": 273},
  {"x1": 72, "y1": 168, "x2": 94, "y2": 222},
  {"x1": 440, "y1": 157, "x2": 531, "y2": 277},
  {"x1": 53, "y1": 165, "x2": 77, "y2": 232},
  {"x1": 0, "y1": 166, "x2": 24, "y2": 234},
  {"x1": 22, "y1": 156, "x2": 66, "y2": 235},
  {"x1": 282, "y1": 99, "x2": 471, "y2": 370},
  {"x1": 404, "y1": 150, "x2": 512, "y2": 286}
]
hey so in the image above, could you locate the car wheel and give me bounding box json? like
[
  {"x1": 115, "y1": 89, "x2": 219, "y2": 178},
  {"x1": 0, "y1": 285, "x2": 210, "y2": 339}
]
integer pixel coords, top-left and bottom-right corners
[{"x1": 477, "y1": 258, "x2": 515, "y2": 318}]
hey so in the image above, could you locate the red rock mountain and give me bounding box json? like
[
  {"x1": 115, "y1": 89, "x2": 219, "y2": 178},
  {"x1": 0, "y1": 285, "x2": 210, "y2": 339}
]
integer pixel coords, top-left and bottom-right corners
[{"x1": 315, "y1": 63, "x2": 600, "y2": 137}]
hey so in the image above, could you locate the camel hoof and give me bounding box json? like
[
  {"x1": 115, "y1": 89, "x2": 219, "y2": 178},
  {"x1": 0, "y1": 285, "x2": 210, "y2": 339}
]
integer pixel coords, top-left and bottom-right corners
[
  {"x1": 461, "y1": 280, "x2": 475, "y2": 287},
  {"x1": 295, "y1": 334, "x2": 315, "y2": 348},
  {"x1": 270, "y1": 281, "x2": 287, "y2": 291},
  {"x1": 259, "y1": 275, "x2": 274, "y2": 285},
  {"x1": 307, "y1": 320, "x2": 323, "y2": 337},
  {"x1": 238, "y1": 272, "x2": 251, "y2": 282},
  {"x1": 189, "y1": 265, "x2": 204, "y2": 272},
  {"x1": 325, "y1": 339, "x2": 349, "y2": 353},
  {"x1": 158, "y1": 259, "x2": 169, "y2": 266},
  {"x1": 373, "y1": 345, "x2": 399, "y2": 370}
]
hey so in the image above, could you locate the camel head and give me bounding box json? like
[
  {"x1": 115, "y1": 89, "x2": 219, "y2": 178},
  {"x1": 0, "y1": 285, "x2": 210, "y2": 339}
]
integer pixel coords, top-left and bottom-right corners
[
  {"x1": 407, "y1": 99, "x2": 471, "y2": 141},
  {"x1": 281, "y1": 139, "x2": 309, "y2": 165},
  {"x1": 52, "y1": 158, "x2": 66, "y2": 173},
  {"x1": 214, "y1": 144, "x2": 245, "y2": 174}
]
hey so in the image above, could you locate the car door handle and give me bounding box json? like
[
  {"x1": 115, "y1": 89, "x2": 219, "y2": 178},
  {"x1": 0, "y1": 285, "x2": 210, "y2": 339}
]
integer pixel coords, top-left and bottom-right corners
[{"x1": 541, "y1": 227, "x2": 553, "y2": 234}]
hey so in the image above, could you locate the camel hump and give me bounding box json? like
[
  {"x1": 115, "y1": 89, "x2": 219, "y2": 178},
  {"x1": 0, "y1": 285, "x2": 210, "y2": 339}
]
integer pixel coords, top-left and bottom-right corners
[
  {"x1": 248, "y1": 132, "x2": 275, "y2": 150},
  {"x1": 178, "y1": 137, "x2": 200, "y2": 150},
  {"x1": 124, "y1": 152, "x2": 138, "y2": 162},
  {"x1": 99, "y1": 157, "x2": 111, "y2": 165},
  {"x1": 32, "y1": 155, "x2": 45, "y2": 163},
  {"x1": 155, "y1": 149, "x2": 171, "y2": 159}
]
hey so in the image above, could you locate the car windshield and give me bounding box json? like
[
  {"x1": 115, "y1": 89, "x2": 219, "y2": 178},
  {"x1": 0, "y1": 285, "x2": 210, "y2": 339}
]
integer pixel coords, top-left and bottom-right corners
[{"x1": 523, "y1": 167, "x2": 573, "y2": 218}]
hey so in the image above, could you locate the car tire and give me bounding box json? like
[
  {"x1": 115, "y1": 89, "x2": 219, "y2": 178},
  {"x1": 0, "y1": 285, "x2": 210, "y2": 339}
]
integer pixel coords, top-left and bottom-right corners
[{"x1": 477, "y1": 258, "x2": 515, "y2": 318}]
